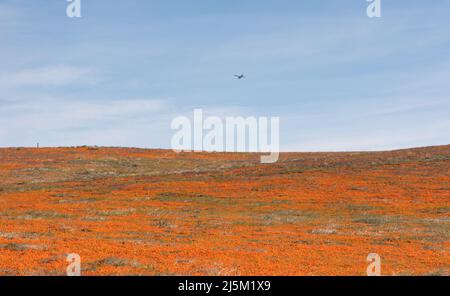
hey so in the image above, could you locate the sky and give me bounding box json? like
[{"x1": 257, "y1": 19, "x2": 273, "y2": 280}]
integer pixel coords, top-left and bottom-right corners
[{"x1": 0, "y1": 0, "x2": 449, "y2": 151}]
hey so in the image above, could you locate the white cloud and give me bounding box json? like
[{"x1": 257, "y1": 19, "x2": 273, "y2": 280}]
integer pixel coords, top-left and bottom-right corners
[
  {"x1": 0, "y1": 65, "x2": 98, "y2": 88},
  {"x1": 285, "y1": 125, "x2": 450, "y2": 152},
  {"x1": 0, "y1": 96, "x2": 169, "y2": 147}
]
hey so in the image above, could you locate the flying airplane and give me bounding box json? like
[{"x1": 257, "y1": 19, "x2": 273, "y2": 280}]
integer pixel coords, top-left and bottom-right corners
[{"x1": 234, "y1": 74, "x2": 245, "y2": 80}]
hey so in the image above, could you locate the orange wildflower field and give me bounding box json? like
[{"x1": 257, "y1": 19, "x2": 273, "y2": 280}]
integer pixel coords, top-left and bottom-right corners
[{"x1": 0, "y1": 145, "x2": 448, "y2": 276}]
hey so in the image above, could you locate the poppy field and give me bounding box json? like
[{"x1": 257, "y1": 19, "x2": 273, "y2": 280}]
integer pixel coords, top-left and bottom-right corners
[{"x1": 0, "y1": 146, "x2": 448, "y2": 275}]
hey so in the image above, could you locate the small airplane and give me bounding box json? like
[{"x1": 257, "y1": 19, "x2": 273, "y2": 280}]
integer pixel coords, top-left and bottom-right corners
[{"x1": 234, "y1": 74, "x2": 246, "y2": 80}]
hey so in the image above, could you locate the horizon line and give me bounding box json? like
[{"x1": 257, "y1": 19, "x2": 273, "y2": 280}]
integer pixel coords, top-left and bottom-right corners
[{"x1": 0, "y1": 144, "x2": 448, "y2": 154}]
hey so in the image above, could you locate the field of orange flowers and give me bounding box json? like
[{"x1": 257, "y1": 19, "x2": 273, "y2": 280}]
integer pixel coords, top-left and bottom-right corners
[{"x1": 0, "y1": 145, "x2": 448, "y2": 275}]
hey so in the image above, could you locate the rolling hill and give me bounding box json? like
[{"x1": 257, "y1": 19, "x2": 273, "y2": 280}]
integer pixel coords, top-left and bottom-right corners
[{"x1": 0, "y1": 145, "x2": 449, "y2": 275}]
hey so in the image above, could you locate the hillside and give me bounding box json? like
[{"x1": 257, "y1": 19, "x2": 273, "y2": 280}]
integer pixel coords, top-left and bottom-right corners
[{"x1": 0, "y1": 145, "x2": 449, "y2": 275}]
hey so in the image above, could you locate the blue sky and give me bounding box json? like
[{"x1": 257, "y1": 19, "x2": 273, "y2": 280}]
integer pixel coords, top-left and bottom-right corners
[{"x1": 0, "y1": 0, "x2": 449, "y2": 151}]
